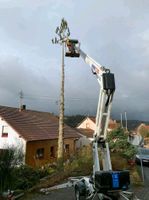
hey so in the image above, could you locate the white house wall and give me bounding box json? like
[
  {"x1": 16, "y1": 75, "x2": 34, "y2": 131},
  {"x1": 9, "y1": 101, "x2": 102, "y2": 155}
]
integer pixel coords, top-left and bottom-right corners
[
  {"x1": 0, "y1": 118, "x2": 26, "y2": 154},
  {"x1": 129, "y1": 134, "x2": 143, "y2": 146},
  {"x1": 76, "y1": 134, "x2": 92, "y2": 148},
  {"x1": 77, "y1": 118, "x2": 95, "y2": 130}
]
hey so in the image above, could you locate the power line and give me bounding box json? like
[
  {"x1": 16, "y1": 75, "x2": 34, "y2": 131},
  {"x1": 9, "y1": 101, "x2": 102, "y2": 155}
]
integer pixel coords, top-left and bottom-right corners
[{"x1": 23, "y1": 94, "x2": 98, "y2": 101}]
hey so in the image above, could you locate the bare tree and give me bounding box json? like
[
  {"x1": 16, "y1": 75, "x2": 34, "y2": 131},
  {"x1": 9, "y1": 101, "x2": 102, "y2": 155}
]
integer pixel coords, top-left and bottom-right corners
[{"x1": 52, "y1": 18, "x2": 70, "y2": 162}]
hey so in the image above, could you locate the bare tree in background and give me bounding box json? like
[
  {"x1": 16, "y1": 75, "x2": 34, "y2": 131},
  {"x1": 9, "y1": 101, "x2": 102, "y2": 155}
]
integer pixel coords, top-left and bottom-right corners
[{"x1": 52, "y1": 18, "x2": 70, "y2": 163}]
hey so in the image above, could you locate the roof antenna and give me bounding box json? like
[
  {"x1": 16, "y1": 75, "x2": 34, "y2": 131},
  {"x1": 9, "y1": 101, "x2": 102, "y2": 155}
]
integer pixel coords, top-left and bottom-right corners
[
  {"x1": 125, "y1": 111, "x2": 128, "y2": 132},
  {"x1": 120, "y1": 113, "x2": 123, "y2": 129}
]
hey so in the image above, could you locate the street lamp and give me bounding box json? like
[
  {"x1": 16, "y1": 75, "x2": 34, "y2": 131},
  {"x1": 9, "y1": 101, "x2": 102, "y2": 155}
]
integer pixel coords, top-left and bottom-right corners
[{"x1": 52, "y1": 18, "x2": 70, "y2": 162}]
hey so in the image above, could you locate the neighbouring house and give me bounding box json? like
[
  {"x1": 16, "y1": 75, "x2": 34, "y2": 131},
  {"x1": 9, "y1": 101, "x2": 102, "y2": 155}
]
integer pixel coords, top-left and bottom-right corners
[
  {"x1": 76, "y1": 128, "x2": 94, "y2": 148},
  {"x1": 136, "y1": 123, "x2": 149, "y2": 148},
  {"x1": 0, "y1": 105, "x2": 80, "y2": 168},
  {"x1": 77, "y1": 117, "x2": 119, "y2": 132},
  {"x1": 76, "y1": 116, "x2": 119, "y2": 147},
  {"x1": 128, "y1": 131, "x2": 144, "y2": 147},
  {"x1": 127, "y1": 123, "x2": 149, "y2": 147}
]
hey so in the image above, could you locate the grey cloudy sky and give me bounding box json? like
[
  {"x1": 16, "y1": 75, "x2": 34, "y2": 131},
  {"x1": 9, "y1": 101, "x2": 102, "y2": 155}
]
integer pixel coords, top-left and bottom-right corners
[{"x1": 0, "y1": 0, "x2": 149, "y2": 120}]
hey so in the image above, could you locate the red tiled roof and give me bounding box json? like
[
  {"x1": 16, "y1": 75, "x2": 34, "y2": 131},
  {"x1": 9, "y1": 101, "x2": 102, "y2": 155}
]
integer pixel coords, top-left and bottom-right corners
[
  {"x1": 108, "y1": 123, "x2": 119, "y2": 130},
  {"x1": 90, "y1": 117, "x2": 118, "y2": 125},
  {"x1": 77, "y1": 128, "x2": 94, "y2": 138},
  {"x1": 145, "y1": 125, "x2": 149, "y2": 130},
  {"x1": 138, "y1": 124, "x2": 149, "y2": 131},
  {"x1": 89, "y1": 117, "x2": 96, "y2": 123},
  {"x1": 0, "y1": 106, "x2": 80, "y2": 142}
]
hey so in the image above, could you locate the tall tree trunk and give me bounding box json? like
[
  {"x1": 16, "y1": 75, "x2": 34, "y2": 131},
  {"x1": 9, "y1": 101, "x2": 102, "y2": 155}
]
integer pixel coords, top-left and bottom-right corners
[{"x1": 57, "y1": 42, "x2": 65, "y2": 162}]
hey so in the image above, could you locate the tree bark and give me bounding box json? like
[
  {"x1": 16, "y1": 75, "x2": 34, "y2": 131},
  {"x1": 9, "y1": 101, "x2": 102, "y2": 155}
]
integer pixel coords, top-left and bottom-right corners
[{"x1": 57, "y1": 42, "x2": 65, "y2": 162}]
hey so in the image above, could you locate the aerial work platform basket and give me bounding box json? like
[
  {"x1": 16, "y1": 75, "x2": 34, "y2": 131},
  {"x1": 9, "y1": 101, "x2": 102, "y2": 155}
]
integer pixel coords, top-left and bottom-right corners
[{"x1": 65, "y1": 39, "x2": 80, "y2": 57}]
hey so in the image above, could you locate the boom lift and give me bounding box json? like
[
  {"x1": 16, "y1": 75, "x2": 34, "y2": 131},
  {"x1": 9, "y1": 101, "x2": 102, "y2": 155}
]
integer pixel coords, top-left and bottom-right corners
[{"x1": 65, "y1": 39, "x2": 134, "y2": 200}]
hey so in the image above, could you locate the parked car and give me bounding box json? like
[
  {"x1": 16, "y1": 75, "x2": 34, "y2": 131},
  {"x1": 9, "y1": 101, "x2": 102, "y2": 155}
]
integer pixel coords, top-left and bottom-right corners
[{"x1": 135, "y1": 147, "x2": 149, "y2": 166}]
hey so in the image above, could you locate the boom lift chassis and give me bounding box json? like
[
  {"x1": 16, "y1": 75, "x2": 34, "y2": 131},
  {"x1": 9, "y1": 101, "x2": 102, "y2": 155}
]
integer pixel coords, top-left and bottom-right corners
[{"x1": 64, "y1": 39, "x2": 137, "y2": 200}]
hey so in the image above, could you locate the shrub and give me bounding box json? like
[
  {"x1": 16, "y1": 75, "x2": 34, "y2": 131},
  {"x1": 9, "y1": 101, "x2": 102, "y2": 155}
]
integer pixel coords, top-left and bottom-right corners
[
  {"x1": 64, "y1": 146, "x2": 93, "y2": 176},
  {"x1": 12, "y1": 165, "x2": 40, "y2": 190},
  {"x1": 107, "y1": 128, "x2": 137, "y2": 160},
  {"x1": 0, "y1": 147, "x2": 24, "y2": 192}
]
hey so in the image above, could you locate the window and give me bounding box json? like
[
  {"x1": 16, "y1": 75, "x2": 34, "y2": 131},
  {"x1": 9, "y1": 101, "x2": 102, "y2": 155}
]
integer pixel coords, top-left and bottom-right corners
[
  {"x1": 1, "y1": 125, "x2": 8, "y2": 137},
  {"x1": 65, "y1": 144, "x2": 70, "y2": 154},
  {"x1": 50, "y1": 146, "x2": 55, "y2": 158},
  {"x1": 36, "y1": 148, "x2": 44, "y2": 159}
]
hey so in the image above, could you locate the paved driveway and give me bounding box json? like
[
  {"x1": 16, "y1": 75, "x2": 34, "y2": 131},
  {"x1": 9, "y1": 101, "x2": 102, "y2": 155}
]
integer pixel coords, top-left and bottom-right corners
[
  {"x1": 137, "y1": 165, "x2": 149, "y2": 185},
  {"x1": 21, "y1": 166, "x2": 149, "y2": 200},
  {"x1": 21, "y1": 187, "x2": 75, "y2": 200},
  {"x1": 142, "y1": 166, "x2": 149, "y2": 185},
  {"x1": 21, "y1": 187, "x2": 141, "y2": 200},
  {"x1": 132, "y1": 165, "x2": 149, "y2": 200}
]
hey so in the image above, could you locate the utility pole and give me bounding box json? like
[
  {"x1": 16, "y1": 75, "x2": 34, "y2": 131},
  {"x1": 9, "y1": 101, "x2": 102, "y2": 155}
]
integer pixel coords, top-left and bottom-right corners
[
  {"x1": 120, "y1": 113, "x2": 123, "y2": 129},
  {"x1": 124, "y1": 111, "x2": 128, "y2": 132},
  {"x1": 52, "y1": 18, "x2": 70, "y2": 162}
]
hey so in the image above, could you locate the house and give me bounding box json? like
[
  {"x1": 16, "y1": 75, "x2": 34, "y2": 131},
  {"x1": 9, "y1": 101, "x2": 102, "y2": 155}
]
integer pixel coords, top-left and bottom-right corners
[
  {"x1": 127, "y1": 123, "x2": 149, "y2": 147},
  {"x1": 0, "y1": 105, "x2": 80, "y2": 168},
  {"x1": 137, "y1": 123, "x2": 149, "y2": 135},
  {"x1": 128, "y1": 131, "x2": 144, "y2": 147},
  {"x1": 136, "y1": 123, "x2": 149, "y2": 148},
  {"x1": 77, "y1": 117, "x2": 119, "y2": 132},
  {"x1": 75, "y1": 128, "x2": 94, "y2": 148},
  {"x1": 76, "y1": 116, "x2": 119, "y2": 147}
]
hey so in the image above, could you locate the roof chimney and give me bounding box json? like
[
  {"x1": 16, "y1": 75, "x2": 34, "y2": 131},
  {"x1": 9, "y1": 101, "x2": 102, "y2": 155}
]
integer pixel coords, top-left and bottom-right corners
[{"x1": 19, "y1": 104, "x2": 26, "y2": 112}]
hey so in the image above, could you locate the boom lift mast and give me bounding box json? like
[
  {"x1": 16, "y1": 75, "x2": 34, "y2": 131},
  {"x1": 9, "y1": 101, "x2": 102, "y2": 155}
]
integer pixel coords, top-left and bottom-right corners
[
  {"x1": 65, "y1": 39, "x2": 134, "y2": 200},
  {"x1": 66, "y1": 39, "x2": 115, "y2": 173}
]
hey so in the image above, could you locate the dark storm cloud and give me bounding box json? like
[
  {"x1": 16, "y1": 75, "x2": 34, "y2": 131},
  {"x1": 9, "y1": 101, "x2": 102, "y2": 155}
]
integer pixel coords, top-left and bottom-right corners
[
  {"x1": 72, "y1": 0, "x2": 149, "y2": 120},
  {"x1": 0, "y1": 0, "x2": 149, "y2": 120},
  {"x1": 0, "y1": 54, "x2": 60, "y2": 112}
]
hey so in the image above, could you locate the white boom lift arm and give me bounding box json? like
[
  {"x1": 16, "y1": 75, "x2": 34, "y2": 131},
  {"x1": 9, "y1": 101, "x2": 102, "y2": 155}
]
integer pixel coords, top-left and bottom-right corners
[
  {"x1": 64, "y1": 39, "x2": 135, "y2": 200},
  {"x1": 66, "y1": 39, "x2": 115, "y2": 173},
  {"x1": 77, "y1": 48, "x2": 114, "y2": 173}
]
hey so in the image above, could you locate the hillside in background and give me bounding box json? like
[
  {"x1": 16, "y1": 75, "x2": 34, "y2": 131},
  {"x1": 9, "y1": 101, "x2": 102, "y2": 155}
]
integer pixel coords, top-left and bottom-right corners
[
  {"x1": 64, "y1": 115, "x2": 85, "y2": 128},
  {"x1": 117, "y1": 120, "x2": 149, "y2": 131},
  {"x1": 64, "y1": 115, "x2": 149, "y2": 130}
]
